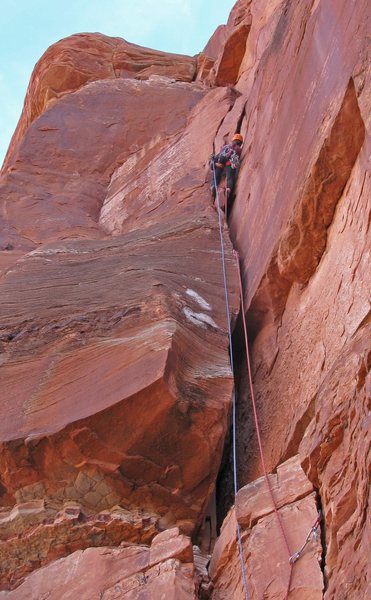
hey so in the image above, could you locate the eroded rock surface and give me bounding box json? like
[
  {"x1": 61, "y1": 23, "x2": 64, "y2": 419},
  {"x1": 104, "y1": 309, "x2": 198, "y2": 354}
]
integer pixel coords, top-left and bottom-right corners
[
  {"x1": 210, "y1": 457, "x2": 323, "y2": 599},
  {"x1": 212, "y1": 1, "x2": 370, "y2": 598},
  {"x1": 0, "y1": 528, "x2": 197, "y2": 599},
  {"x1": 0, "y1": 218, "x2": 237, "y2": 535},
  {"x1": 0, "y1": 0, "x2": 369, "y2": 598},
  {"x1": 0, "y1": 30, "x2": 239, "y2": 594},
  {"x1": 2, "y1": 33, "x2": 197, "y2": 173},
  {"x1": 0, "y1": 502, "x2": 158, "y2": 588}
]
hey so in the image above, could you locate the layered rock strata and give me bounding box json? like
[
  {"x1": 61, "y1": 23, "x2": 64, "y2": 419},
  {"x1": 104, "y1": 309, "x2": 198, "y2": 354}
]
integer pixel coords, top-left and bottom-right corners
[
  {"x1": 0, "y1": 31, "x2": 238, "y2": 594},
  {"x1": 0, "y1": 0, "x2": 369, "y2": 598},
  {"x1": 0, "y1": 528, "x2": 198, "y2": 599}
]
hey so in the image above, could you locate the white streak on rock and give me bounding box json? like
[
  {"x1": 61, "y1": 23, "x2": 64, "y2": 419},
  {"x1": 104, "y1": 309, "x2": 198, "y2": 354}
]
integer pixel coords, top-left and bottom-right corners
[
  {"x1": 183, "y1": 307, "x2": 218, "y2": 329},
  {"x1": 185, "y1": 288, "x2": 211, "y2": 311}
]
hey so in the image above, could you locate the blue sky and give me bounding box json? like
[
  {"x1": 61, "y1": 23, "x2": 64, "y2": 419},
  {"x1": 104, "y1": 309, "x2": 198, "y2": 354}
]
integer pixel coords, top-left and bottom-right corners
[{"x1": 0, "y1": 0, "x2": 236, "y2": 166}]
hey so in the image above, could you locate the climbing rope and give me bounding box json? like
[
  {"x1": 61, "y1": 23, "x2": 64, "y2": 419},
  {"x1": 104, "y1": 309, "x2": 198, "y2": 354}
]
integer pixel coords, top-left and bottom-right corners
[
  {"x1": 212, "y1": 164, "x2": 321, "y2": 599},
  {"x1": 234, "y1": 250, "x2": 294, "y2": 599},
  {"x1": 211, "y1": 162, "x2": 249, "y2": 600}
]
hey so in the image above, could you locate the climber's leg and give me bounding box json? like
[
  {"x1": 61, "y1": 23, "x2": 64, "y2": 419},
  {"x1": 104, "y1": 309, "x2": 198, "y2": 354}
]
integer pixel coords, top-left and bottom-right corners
[{"x1": 211, "y1": 165, "x2": 224, "y2": 199}]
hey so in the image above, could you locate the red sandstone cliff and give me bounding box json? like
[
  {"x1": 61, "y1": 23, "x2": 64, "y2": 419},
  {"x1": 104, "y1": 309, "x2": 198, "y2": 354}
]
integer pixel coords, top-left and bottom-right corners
[{"x1": 0, "y1": 1, "x2": 369, "y2": 599}]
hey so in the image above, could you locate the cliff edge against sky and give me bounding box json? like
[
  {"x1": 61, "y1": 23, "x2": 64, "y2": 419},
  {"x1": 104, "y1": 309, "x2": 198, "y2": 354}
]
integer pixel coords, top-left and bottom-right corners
[{"x1": 0, "y1": 1, "x2": 369, "y2": 598}]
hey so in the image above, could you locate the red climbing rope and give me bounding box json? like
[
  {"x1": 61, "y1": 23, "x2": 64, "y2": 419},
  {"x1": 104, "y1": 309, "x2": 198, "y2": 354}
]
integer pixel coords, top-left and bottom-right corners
[
  {"x1": 212, "y1": 162, "x2": 321, "y2": 598},
  {"x1": 211, "y1": 163, "x2": 250, "y2": 600},
  {"x1": 233, "y1": 249, "x2": 294, "y2": 600}
]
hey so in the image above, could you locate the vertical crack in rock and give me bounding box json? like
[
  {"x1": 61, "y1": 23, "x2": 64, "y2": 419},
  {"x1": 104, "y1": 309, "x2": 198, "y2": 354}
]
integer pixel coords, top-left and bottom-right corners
[
  {"x1": 211, "y1": 88, "x2": 242, "y2": 155},
  {"x1": 235, "y1": 103, "x2": 247, "y2": 134},
  {"x1": 214, "y1": 309, "x2": 248, "y2": 531},
  {"x1": 0, "y1": 0, "x2": 369, "y2": 597},
  {"x1": 315, "y1": 487, "x2": 328, "y2": 593}
]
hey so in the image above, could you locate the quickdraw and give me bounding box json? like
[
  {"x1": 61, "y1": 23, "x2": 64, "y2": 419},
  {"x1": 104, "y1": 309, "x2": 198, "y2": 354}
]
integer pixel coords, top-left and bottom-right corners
[{"x1": 289, "y1": 512, "x2": 322, "y2": 565}]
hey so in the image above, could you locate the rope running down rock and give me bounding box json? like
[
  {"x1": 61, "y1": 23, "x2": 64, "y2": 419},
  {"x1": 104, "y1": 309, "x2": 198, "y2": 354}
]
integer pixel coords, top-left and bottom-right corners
[
  {"x1": 212, "y1": 162, "x2": 249, "y2": 600},
  {"x1": 212, "y1": 161, "x2": 322, "y2": 599},
  {"x1": 234, "y1": 249, "x2": 295, "y2": 599}
]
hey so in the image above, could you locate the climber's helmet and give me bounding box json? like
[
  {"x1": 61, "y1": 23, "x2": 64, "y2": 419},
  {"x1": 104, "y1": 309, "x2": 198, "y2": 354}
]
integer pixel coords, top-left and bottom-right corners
[{"x1": 232, "y1": 133, "x2": 243, "y2": 146}]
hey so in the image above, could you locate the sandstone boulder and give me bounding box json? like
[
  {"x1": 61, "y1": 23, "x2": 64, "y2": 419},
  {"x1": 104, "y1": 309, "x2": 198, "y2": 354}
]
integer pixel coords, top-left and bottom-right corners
[
  {"x1": 210, "y1": 456, "x2": 323, "y2": 599},
  {"x1": 0, "y1": 528, "x2": 197, "y2": 599}
]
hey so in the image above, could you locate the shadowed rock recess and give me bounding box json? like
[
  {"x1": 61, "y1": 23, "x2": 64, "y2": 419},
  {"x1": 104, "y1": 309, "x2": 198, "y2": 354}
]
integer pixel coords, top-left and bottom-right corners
[{"x1": 0, "y1": 1, "x2": 369, "y2": 598}]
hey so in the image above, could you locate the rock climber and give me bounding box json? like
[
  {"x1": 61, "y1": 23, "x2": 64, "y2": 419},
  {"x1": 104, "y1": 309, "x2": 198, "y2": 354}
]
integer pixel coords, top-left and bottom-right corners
[{"x1": 210, "y1": 133, "x2": 243, "y2": 211}]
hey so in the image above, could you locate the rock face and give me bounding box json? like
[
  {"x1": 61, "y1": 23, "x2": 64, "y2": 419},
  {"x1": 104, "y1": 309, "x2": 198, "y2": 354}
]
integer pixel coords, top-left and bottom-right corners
[
  {"x1": 217, "y1": 2, "x2": 370, "y2": 598},
  {"x1": 2, "y1": 33, "x2": 197, "y2": 173},
  {"x1": 0, "y1": 31, "x2": 239, "y2": 594},
  {"x1": 0, "y1": 221, "x2": 236, "y2": 532},
  {"x1": 211, "y1": 1, "x2": 370, "y2": 598},
  {"x1": 0, "y1": 528, "x2": 197, "y2": 599},
  {"x1": 0, "y1": 0, "x2": 369, "y2": 598},
  {"x1": 210, "y1": 457, "x2": 323, "y2": 599}
]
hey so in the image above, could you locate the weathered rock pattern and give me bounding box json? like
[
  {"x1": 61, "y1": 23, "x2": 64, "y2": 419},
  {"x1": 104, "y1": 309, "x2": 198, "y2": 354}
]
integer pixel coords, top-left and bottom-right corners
[
  {"x1": 212, "y1": 0, "x2": 370, "y2": 598},
  {"x1": 0, "y1": 528, "x2": 198, "y2": 599},
  {"x1": 0, "y1": 219, "x2": 237, "y2": 533},
  {"x1": 0, "y1": 29, "x2": 239, "y2": 596},
  {"x1": 210, "y1": 457, "x2": 323, "y2": 599},
  {"x1": 0, "y1": 0, "x2": 369, "y2": 598},
  {"x1": 0, "y1": 502, "x2": 158, "y2": 588},
  {"x1": 2, "y1": 33, "x2": 197, "y2": 173}
]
